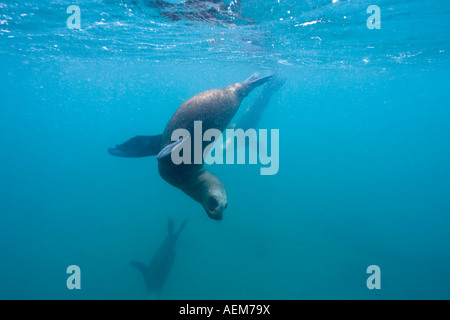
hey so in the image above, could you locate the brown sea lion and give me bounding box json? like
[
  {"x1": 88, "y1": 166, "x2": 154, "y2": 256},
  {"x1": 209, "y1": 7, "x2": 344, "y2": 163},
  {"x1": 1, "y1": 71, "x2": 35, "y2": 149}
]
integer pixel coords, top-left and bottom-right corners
[{"x1": 108, "y1": 73, "x2": 273, "y2": 220}]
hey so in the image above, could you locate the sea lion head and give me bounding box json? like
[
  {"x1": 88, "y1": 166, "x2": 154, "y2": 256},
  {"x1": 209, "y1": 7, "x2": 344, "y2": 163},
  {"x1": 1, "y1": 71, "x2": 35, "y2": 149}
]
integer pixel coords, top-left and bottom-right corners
[
  {"x1": 158, "y1": 161, "x2": 228, "y2": 220},
  {"x1": 197, "y1": 169, "x2": 227, "y2": 220}
]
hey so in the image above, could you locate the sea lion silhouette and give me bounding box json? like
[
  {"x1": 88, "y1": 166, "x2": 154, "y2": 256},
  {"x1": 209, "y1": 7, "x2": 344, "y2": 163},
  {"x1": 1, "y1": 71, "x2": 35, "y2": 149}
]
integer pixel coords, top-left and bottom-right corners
[{"x1": 131, "y1": 219, "x2": 187, "y2": 299}]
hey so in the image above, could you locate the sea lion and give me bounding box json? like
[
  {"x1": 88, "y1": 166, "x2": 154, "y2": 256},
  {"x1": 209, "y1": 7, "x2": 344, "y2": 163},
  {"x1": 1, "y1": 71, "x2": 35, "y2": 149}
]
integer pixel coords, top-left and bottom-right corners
[
  {"x1": 108, "y1": 73, "x2": 274, "y2": 220},
  {"x1": 131, "y1": 218, "x2": 187, "y2": 299}
]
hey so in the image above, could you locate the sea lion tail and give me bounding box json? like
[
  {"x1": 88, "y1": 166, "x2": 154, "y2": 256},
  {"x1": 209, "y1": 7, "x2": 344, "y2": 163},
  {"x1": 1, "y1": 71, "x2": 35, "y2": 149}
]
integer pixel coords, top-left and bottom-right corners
[
  {"x1": 262, "y1": 76, "x2": 287, "y2": 96},
  {"x1": 168, "y1": 218, "x2": 174, "y2": 235},
  {"x1": 175, "y1": 219, "x2": 188, "y2": 238},
  {"x1": 243, "y1": 73, "x2": 275, "y2": 91}
]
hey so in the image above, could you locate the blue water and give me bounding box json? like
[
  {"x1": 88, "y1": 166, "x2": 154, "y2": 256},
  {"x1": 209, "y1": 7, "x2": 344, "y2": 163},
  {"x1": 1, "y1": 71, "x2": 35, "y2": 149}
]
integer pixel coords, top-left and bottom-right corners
[{"x1": 1, "y1": 0, "x2": 450, "y2": 299}]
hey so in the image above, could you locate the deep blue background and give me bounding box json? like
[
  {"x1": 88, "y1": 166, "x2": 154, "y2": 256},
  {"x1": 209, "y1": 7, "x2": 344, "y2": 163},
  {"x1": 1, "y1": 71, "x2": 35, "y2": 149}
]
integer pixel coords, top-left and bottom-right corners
[{"x1": 0, "y1": 0, "x2": 449, "y2": 299}]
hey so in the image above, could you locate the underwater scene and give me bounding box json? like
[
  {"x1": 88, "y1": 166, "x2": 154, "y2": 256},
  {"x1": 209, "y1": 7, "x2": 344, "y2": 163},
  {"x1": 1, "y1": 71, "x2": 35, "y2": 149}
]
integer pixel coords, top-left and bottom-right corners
[{"x1": 1, "y1": 0, "x2": 450, "y2": 300}]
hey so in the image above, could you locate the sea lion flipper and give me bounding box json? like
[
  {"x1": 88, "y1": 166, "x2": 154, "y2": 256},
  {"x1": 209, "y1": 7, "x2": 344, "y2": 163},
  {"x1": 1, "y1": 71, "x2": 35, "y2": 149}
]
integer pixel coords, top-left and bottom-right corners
[
  {"x1": 131, "y1": 261, "x2": 147, "y2": 273},
  {"x1": 108, "y1": 135, "x2": 162, "y2": 158},
  {"x1": 156, "y1": 137, "x2": 183, "y2": 160},
  {"x1": 243, "y1": 73, "x2": 275, "y2": 90}
]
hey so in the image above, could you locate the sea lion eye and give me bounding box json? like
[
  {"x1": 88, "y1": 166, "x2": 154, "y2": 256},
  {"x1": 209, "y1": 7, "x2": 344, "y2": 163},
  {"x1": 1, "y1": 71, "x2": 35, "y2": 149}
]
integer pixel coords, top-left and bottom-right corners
[{"x1": 208, "y1": 197, "x2": 219, "y2": 210}]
